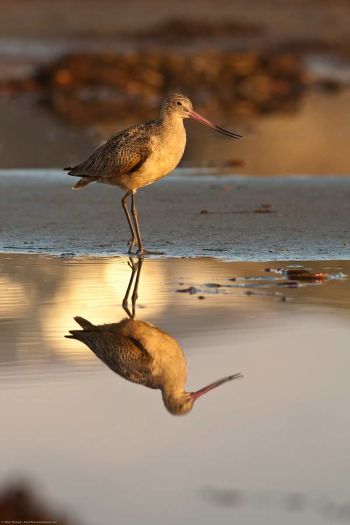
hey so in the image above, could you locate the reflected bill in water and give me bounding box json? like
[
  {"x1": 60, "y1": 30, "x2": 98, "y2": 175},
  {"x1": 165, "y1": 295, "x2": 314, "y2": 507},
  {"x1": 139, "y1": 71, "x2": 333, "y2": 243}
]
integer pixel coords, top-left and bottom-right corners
[{"x1": 65, "y1": 257, "x2": 242, "y2": 415}]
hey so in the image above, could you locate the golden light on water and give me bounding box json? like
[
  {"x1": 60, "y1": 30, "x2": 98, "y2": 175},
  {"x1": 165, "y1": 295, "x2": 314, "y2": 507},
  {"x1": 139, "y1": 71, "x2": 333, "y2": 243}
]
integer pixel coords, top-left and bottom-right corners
[
  {"x1": 0, "y1": 276, "x2": 29, "y2": 317},
  {"x1": 103, "y1": 258, "x2": 167, "y2": 317},
  {"x1": 40, "y1": 258, "x2": 169, "y2": 358},
  {"x1": 1, "y1": 255, "x2": 349, "y2": 366}
]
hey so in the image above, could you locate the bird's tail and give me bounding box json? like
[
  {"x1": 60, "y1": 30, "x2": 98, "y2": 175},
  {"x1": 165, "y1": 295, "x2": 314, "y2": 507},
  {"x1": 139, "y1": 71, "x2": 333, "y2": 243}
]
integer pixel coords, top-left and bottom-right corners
[
  {"x1": 65, "y1": 316, "x2": 95, "y2": 340},
  {"x1": 72, "y1": 177, "x2": 97, "y2": 190},
  {"x1": 74, "y1": 316, "x2": 95, "y2": 329},
  {"x1": 64, "y1": 165, "x2": 98, "y2": 190}
]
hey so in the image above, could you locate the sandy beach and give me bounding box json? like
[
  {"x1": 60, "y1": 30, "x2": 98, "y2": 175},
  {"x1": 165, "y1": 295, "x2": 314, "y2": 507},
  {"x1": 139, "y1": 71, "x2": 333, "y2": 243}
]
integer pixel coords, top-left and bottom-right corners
[{"x1": 1, "y1": 170, "x2": 349, "y2": 261}]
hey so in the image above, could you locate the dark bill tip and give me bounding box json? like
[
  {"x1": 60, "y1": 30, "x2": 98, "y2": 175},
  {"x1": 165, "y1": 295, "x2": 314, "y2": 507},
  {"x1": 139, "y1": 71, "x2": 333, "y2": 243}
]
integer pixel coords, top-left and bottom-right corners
[{"x1": 214, "y1": 125, "x2": 242, "y2": 139}]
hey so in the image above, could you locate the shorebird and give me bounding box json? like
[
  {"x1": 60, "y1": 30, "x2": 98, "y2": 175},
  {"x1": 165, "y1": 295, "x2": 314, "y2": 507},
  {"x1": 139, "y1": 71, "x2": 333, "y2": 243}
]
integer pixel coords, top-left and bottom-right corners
[
  {"x1": 65, "y1": 93, "x2": 241, "y2": 255},
  {"x1": 65, "y1": 257, "x2": 242, "y2": 415}
]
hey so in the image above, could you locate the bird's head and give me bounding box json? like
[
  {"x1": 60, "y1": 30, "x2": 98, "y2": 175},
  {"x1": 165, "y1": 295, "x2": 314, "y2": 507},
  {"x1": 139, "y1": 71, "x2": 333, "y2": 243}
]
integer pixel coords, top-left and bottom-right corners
[
  {"x1": 161, "y1": 93, "x2": 193, "y2": 119},
  {"x1": 162, "y1": 392, "x2": 195, "y2": 416},
  {"x1": 162, "y1": 372, "x2": 243, "y2": 416},
  {"x1": 160, "y1": 93, "x2": 241, "y2": 139}
]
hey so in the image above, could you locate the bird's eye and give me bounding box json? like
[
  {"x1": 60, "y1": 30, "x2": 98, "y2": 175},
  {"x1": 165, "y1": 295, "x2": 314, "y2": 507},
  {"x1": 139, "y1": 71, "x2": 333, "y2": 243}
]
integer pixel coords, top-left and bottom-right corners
[{"x1": 176, "y1": 101, "x2": 182, "y2": 106}]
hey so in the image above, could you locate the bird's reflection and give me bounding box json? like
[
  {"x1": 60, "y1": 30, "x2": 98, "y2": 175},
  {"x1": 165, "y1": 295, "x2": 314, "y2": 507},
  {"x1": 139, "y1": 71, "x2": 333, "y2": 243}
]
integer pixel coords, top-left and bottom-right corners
[{"x1": 66, "y1": 257, "x2": 242, "y2": 415}]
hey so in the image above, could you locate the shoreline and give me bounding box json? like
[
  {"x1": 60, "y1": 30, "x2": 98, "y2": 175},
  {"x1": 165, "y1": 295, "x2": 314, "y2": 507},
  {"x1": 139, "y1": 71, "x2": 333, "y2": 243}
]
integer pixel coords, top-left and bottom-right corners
[{"x1": 1, "y1": 170, "x2": 350, "y2": 262}]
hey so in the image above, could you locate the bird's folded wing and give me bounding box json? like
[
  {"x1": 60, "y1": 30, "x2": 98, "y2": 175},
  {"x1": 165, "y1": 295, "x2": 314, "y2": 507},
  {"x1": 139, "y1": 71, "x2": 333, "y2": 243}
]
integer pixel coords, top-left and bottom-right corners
[
  {"x1": 66, "y1": 124, "x2": 152, "y2": 179},
  {"x1": 67, "y1": 329, "x2": 152, "y2": 367}
]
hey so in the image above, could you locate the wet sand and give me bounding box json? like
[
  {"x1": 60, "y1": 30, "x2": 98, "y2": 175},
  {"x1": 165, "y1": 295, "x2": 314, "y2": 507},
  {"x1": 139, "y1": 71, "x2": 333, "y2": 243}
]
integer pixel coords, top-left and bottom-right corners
[{"x1": 1, "y1": 170, "x2": 349, "y2": 260}]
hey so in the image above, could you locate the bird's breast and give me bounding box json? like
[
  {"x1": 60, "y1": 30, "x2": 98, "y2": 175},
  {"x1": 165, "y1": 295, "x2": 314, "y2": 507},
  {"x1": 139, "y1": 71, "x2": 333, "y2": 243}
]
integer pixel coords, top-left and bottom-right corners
[
  {"x1": 152, "y1": 126, "x2": 187, "y2": 174},
  {"x1": 129, "y1": 124, "x2": 186, "y2": 189}
]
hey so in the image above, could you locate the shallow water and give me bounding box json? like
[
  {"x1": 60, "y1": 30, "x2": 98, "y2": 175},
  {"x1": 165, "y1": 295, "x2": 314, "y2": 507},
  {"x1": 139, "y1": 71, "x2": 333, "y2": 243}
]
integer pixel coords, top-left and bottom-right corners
[{"x1": 1, "y1": 254, "x2": 350, "y2": 524}]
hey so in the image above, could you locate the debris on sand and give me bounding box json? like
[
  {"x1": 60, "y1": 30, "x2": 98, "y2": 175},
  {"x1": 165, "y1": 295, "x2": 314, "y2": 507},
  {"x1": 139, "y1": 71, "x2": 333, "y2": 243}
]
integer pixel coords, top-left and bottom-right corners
[
  {"x1": 253, "y1": 203, "x2": 276, "y2": 214},
  {"x1": 200, "y1": 206, "x2": 277, "y2": 215},
  {"x1": 277, "y1": 280, "x2": 300, "y2": 288}
]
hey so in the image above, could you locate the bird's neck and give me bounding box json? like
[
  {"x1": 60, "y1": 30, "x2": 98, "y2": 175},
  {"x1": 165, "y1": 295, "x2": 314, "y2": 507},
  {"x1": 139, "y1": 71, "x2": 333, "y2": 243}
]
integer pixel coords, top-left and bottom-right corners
[
  {"x1": 160, "y1": 113, "x2": 185, "y2": 132},
  {"x1": 162, "y1": 387, "x2": 185, "y2": 400},
  {"x1": 161, "y1": 389, "x2": 188, "y2": 409}
]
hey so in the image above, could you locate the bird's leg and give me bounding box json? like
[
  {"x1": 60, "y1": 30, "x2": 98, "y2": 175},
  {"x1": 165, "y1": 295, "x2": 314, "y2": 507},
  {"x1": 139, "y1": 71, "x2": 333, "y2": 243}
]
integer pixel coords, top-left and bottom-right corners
[
  {"x1": 131, "y1": 191, "x2": 165, "y2": 256},
  {"x1": 131, "y1": 191, "x2": 144, "y2": 254},
  {"x1": 131, "y1": 256, "x2": 143, "y2": 316},
  {"x1": 121, "y1": 191, "x2": 137, "y2": 253},
  {"x1": 122, "y1": 256, "x2": 138, "y2": 318}
]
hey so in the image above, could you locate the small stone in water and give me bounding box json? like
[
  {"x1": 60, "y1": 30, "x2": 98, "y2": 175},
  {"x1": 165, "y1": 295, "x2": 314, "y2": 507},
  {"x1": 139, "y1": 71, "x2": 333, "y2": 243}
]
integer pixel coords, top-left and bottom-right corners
[
  {"x1": 176, "y1": 286, "x2": 198, "y2": 295},
  {"x1": 286, "y1": 269, "x2": 328, "y2": 281},
  {"x1": 277, "y1": 281, "x2": 300, "y2": 288}
]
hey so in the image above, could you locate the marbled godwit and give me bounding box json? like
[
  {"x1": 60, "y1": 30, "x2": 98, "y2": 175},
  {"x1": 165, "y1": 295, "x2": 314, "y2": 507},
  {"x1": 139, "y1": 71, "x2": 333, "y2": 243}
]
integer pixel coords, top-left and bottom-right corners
[
  {"x1": 65, "y1": 94, "x2": 241, "y2": 255},
  {"x1": 65, "y1": 257, "x2": 242, "y2": 415}
]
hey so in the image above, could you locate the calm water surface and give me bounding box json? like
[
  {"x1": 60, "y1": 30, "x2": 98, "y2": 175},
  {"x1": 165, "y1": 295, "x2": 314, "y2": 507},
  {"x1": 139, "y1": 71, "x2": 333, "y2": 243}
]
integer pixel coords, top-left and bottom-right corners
[{"x1": 1, "y1": 254, "x2": 350, "y2": 524}]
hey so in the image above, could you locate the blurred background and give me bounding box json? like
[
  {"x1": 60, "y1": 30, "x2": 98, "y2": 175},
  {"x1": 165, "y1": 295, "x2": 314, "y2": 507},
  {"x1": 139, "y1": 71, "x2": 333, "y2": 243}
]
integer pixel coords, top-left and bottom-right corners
[{"x1": 0, "y1": 0, "x2": 350, "y2": 173}]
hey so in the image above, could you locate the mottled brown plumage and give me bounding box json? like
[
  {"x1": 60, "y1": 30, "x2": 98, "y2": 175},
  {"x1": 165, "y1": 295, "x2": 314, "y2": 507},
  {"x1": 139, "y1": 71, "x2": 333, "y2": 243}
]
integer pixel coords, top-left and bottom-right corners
[
  {"x1": 65, "y1": 122, "x2": 155, "y2": 189},
  {"x1": 66, "y1": 315, "x2": 242, "y2": 415},
  {"x1": 65, "y1": 93, "x2": 241, "y2": 254},
  {"x1": 66, "y1": 317, "x2": 157, "y2": 387}
]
